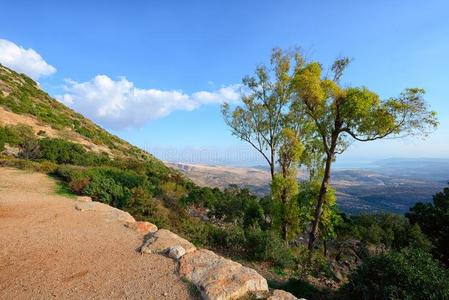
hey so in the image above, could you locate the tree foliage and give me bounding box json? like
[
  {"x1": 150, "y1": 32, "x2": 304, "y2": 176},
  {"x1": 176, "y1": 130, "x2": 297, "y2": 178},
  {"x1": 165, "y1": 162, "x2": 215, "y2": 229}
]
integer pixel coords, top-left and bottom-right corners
[
  {"x1": 340, "y1": 248, "x2": 449, "y2": 300},
  {"x1": 407, "y1": 183, "x2": 449, "y2": 265},
  {"x1": 292, "y1": 55, "x2": 438, "y2": 249}
]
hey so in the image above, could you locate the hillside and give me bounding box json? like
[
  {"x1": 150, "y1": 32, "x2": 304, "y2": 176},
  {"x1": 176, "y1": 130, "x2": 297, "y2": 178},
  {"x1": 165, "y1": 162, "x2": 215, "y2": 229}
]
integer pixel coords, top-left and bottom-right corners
[{"x1": 0, "y1": 64, "x2": 162, "y2": 163}]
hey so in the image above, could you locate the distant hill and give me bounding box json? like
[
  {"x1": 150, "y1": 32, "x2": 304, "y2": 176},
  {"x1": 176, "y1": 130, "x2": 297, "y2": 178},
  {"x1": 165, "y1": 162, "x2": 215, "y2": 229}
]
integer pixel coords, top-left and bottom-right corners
[{"x1": 169, "y1": 159, "x2": 449, "y2": 214}]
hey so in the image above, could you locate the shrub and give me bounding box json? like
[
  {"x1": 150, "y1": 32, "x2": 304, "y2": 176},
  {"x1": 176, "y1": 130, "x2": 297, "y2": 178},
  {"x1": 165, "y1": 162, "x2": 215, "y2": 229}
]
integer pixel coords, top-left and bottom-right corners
[
  {"x1": 407, "y1": 183, "x2": 449, "y2": 266},
  {"x1": 126, "y1": 186, "x2": 157, "y2": 219},
  {"x1": 295, "y1": 247, "x2": 333, "y2": 279},
  {"x1": 337, "y1": 213, "x2": 431, "y2": 252},
  {"x1": 245, "y1": 226, "x2": 295, "y2": 268},
  {"x1": 39, "y1": 138, "x2": 86, "y2": 164},
  {"x1": 69, "y1": 177, "x2": 91, "y2": 194},
  {"x1": 83, "y1": 174, "x2": 129, "y2": 207},
  {"x1": 36, "y1": 160, "x2": 58, "y2": 173},
  {"x1": 18, "y1": 138, "x2": 41, "y2": 159},
  {"x1": 340, "y1": 248, "x2": 449, "y2": 300},
  {"x1": 0, "y1": 124, "x2": 34, "y2": 149}
]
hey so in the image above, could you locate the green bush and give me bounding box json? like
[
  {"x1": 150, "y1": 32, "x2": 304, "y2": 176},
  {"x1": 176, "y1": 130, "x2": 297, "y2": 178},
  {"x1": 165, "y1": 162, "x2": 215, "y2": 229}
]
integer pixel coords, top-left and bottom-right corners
[
  {"x1": 340, "y1": 248, "x2": 449, "y2": 300},
  {"x1": 407, "y1": 183, "x2": 449, "y2": 266},
  {"x1": 337, "y1": 213, "x2": 431, "y2": 252},
  {"x1": 245, "y1": 226, "x2": 295, "y2": 268},
  {"x1": 0, "y1": 124, "x2": 34, "y2": 149},
  {"x1": 54, "y1": 165, "x2": 151, "y2": 210},
  {"x1": 39, "y1": 138, "x2": 86, "y2": 164},
  {"x1": 83, "y1": 174, "x2": 129, "y2": 207}
]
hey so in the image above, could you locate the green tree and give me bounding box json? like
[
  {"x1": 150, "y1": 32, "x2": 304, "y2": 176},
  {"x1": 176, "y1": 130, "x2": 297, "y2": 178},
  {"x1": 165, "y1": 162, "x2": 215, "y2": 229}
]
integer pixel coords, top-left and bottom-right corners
[
  {"x1": 292, "y1": 57, "x2": 438, "y2": 249},
  {"x1": 222, "y1": 49, "x2": 303, "y2": 180},
  {"x1": 341, "y1": 248, "x2": 449, "y2": 300},
  {"x1": 298, "y1": 180, "x2": 341, "y2": 255},
  {"x1": 271, "y1": 128, "x2": 304, "y2": 241},
  {"x1": 407, "y1": 183, "x2": 449, "y2": 265},
  {"x1": 222, "y1": 49, "x2": 313, "y2": 241}
]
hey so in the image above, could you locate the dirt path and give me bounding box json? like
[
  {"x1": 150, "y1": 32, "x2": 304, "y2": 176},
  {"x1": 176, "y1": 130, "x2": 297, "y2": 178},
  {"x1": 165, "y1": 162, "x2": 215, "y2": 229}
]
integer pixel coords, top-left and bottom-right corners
[{"x1": 0, "y1": 168, "x2": 194, "y2": 299}]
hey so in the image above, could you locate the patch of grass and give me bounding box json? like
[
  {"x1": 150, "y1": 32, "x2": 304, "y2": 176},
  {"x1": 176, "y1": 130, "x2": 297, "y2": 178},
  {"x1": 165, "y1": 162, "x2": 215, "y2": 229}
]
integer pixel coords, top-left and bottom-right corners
[{"x1": 54, "y1": 181, "x2": 77, "y2": 199}]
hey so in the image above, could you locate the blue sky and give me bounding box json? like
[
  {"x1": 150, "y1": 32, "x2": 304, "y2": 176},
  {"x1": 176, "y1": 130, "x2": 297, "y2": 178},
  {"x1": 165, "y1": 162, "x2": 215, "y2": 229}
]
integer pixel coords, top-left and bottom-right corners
[{"x1": 1, "y1": 0, "x2": 448, "y2": 165}]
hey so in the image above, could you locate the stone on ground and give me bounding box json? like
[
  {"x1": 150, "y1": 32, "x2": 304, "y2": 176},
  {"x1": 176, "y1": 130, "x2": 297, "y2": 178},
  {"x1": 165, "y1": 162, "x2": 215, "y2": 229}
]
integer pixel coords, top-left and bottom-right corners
[
  {"x1": 168, "y1": 245, "x2": 186, "y2": 260},
  {"x1": 140, "y1": 229, "x2": 196, "y2": 254},
  {"x1": 179, "y1": 249, "x2": 268, "y2": 300}
]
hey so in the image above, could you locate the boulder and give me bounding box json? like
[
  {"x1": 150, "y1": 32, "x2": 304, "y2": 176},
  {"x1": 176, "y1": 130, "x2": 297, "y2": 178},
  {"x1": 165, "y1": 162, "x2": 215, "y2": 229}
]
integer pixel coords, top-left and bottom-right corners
[
  {"x1": 179, "y1": 249, "x2": 268, "y2": 300},
  {"x1": 140, "y1": 229, "x2": 196, "y2": 254},
  {"x1": 268, "y1": 289, "x2": 302, "y2": 300},
  {"x1": 74, "y1": 201, "x2": 135, "y2": 223},
  {"x1": 168, "y1": 245, "x2": 186, "y2": 260},
  {"x1": 125, "y1": 221, "x2": 158, "y2": 235}
]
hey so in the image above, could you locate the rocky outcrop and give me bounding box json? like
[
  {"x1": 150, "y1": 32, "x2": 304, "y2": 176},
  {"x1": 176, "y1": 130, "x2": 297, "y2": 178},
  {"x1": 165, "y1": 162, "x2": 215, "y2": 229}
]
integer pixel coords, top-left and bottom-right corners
[
  {"x1": 178, "y1": 249, "x2": 269, "y2": 300},
  {"x1": 140, "y1": 229, "x2": 196, "y2": 255},
  {"x1": 74, "y1": 200, "x2": 299, "y2": 300},
  {"x1": 74, "y1": 201, "x2": 135, "y2": 223}
]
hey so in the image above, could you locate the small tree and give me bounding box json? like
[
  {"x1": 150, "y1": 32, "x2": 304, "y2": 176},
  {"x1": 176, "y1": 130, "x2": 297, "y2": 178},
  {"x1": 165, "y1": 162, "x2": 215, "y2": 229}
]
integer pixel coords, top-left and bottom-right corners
[
  {"x1": 222, "y1": 49, "x2": 302, "y2": 180},
  {"x1": 292, "y1": 57, "x2": 438, "y2": 249},
  {"x1": 271, "y1": 128, "x2": 304, "y2": 241},
  {"x1": 223, "y1": 49, "x2": 312, "y2": 241}
]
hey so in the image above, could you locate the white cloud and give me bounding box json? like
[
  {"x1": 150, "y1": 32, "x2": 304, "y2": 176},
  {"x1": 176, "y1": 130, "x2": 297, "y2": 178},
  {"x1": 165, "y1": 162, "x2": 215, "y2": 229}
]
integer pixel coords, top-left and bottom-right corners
[
  {"x1": 57, "y1": 75, "x2": 240, "y2": 129},
  {"x1": 0, "y1": 39, "x2": 56, "y2": 80}
]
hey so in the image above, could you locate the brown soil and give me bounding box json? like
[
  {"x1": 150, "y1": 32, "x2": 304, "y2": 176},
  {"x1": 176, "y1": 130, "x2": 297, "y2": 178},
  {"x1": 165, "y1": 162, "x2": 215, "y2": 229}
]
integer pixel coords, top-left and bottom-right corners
[
  {"x1": 0, "y1": 107, "x2": 111, "y2": 154},
  {"x1": 0, "y1": 167, "x2": 194, "y2": 299}
]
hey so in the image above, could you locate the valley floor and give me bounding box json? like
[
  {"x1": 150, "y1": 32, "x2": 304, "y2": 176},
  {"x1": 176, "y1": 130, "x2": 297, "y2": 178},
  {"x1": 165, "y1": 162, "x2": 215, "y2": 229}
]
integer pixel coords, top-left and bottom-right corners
[{"x1": 0, "y1": 168, "x2": 193, "y2": 299}]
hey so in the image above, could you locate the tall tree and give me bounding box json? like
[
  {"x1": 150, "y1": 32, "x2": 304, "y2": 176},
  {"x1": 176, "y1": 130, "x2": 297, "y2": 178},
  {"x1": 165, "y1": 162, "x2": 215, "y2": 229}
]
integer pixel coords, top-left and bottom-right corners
[
  {"x1": 292, "y1": 57, "x2": 438, "y2": 250},
  {"x1": 222, "y1": 49, "x2": 298, "y2": 180}
]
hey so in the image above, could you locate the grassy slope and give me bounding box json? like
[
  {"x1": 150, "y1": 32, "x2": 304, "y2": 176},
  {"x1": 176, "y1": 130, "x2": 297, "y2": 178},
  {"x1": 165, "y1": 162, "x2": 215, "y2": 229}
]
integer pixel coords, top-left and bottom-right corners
[{"x1": 0, "y1": 64, "x2": 159, "y2": 163}]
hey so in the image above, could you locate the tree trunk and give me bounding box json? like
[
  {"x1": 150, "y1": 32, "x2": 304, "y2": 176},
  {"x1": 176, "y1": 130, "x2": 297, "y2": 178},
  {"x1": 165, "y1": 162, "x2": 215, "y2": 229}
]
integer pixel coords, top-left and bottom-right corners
[
  {"x1": 270, "y1": 149, "x2": 275, "y2": 180},
  {"x1": 308, "y1": 153, "x2": 333, "y2": 250},
  {"x1": 281, "y1": 223, "x2": 288, "y2": 241}
]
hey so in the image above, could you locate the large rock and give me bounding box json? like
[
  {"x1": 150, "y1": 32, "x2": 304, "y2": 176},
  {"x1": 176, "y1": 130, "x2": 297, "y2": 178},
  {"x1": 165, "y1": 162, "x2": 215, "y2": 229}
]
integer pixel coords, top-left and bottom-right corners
[
  {"x1": 74, "y1": 201, "x2": 135, "y2": 223},
  {"x1": 140, "y1": 229, "x2": 196, "y2": 254},
  {"x1": 125, "y1": 221, "x2": 158, "y2": 235},
  {"x1": 179, "y1": 249, "x2": 268, "y2": 300},
  {"x1": 268, "y1": 289, "x2": 302, "y2": 300}
]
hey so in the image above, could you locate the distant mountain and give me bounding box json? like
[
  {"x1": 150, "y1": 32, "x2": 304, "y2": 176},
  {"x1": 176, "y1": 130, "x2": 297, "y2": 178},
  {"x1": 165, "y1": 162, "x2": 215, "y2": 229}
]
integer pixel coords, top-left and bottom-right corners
[
  {"x1": 169, "y1": 159, "x2": 449, "y2": 214},
  {"x1": 371, "y1": 158, "x2": 449, "y2": 181}
]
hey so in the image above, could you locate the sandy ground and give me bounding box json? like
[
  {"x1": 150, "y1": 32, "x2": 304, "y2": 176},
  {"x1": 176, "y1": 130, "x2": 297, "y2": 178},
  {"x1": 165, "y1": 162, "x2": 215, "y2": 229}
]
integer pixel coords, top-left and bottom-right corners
[{"x1": 0, "y1": 168, "x2": 194, "y2": 299}]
